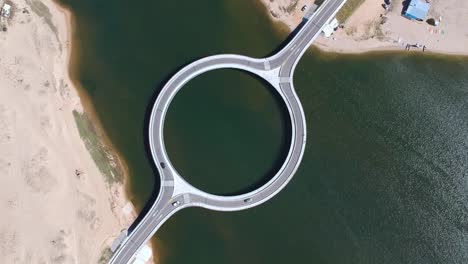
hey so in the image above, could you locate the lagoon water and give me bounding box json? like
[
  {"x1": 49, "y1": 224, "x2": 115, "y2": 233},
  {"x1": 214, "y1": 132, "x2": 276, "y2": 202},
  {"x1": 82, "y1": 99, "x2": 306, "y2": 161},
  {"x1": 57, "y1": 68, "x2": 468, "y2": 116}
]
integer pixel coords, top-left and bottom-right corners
[{"x1": 60, "y1": 0, "x2": 468, "y2": 263}]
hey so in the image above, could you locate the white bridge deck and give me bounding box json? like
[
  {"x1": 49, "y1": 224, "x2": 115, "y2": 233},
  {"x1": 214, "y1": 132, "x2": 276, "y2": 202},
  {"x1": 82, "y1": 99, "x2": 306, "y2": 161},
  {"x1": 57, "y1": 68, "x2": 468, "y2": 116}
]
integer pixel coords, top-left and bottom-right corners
[{"x1": 110, "y1": 0, "x2": 348, "y2": 263}]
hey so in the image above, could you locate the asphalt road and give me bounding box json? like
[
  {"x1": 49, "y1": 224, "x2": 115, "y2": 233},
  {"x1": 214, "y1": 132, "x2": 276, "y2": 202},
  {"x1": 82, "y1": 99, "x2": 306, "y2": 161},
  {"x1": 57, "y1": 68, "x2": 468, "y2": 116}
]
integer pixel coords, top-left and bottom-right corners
[{"x1": 110, "y1": 0, "x2": 347, "y2": 263}]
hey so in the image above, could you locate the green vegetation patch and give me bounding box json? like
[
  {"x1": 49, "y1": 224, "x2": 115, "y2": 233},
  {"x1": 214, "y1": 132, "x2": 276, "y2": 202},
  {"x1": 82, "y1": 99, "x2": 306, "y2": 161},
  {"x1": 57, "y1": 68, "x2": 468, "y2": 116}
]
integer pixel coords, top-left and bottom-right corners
[
  {"x1": 25, "y1": 0, "x2": 58, "y2": 38},
  {"x1": 282, "y1": 0, "x2": 299, "y2": 14},
  {"x1": 73, "y1": 110, "x2": 123, "y2": 184},
  {"x1": 98, "y1": 247, "x2": 113, "y2": 264},
  {"x1": 336, "y1": 0, "x2": 366, "y2": 23}
]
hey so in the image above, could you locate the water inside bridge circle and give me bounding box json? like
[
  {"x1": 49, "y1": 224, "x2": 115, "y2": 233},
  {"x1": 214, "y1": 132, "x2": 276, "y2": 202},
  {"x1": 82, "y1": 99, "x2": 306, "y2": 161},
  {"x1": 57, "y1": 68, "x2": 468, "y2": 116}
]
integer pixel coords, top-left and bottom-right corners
[{"x1": 164, "y1": 68, "x2": 292, "y2": 195}]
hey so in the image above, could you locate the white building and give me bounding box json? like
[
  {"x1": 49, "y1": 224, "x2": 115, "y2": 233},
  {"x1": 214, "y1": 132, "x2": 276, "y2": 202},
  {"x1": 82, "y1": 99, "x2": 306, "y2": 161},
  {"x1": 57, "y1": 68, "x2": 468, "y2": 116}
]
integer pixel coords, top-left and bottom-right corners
[
  {"x1": 322, "y1": 18, "x2": 339, "y2": 38},
  {"x1": 132, "y1": 245, "x2": 153, "y2": 264},
  {"x1": 1, "y1": 3, "x2": 12, "y2": 18}
]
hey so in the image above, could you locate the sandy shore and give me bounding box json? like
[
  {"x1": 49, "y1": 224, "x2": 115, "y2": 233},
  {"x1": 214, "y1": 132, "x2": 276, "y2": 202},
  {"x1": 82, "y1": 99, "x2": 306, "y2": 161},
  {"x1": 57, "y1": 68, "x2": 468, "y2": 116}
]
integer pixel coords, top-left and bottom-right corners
[
  {"x1": 0, "y1": 0, "x2": 147, "y2": 263},
  {"x1": 259, "y1": 0, "x2": 468, "y2": 55}
]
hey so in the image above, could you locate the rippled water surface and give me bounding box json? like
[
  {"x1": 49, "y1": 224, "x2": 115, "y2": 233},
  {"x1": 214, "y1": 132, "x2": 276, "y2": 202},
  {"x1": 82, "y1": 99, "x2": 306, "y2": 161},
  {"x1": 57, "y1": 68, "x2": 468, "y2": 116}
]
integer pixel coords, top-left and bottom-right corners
[{"x1": 60, "y1": 0, "x2": 468, "y2": 262}]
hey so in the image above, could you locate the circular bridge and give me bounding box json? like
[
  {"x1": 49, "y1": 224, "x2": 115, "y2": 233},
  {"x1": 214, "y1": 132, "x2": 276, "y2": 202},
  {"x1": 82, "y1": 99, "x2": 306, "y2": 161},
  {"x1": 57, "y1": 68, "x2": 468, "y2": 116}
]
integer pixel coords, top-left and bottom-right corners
[
  {"x1": 149, "y1": 54, "x2": 306, "y2": 213},
  {"x1": 110, "y1": 0, "x2": 349, "y2": 262}
]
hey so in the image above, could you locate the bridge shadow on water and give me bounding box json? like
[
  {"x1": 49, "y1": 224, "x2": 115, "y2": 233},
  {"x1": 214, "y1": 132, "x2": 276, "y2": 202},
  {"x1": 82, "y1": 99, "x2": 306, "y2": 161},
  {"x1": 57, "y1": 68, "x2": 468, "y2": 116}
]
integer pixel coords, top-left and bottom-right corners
[
  {"x1": 127, "y1": 89, "x2": 162, "y2": 234},
  {"x1": 128, "y1": 28, "x2": 300, "y2": 231},
  {"x1": 129, "y1": 63, "x2": 200, "y2": 233},
  {"x1": 265, "y1": 18, "x2": 308, "y2": 58},
  {"x1": 220, "y1": 70, "x2": 292, "y2": 196}
]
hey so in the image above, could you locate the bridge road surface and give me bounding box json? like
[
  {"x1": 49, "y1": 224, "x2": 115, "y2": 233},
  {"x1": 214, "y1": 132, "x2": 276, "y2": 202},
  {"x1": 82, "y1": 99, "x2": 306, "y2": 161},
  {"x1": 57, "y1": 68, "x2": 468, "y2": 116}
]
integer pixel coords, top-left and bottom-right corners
[{"x1": 110, "y1": 0, "x2": 347, "y2": 263}]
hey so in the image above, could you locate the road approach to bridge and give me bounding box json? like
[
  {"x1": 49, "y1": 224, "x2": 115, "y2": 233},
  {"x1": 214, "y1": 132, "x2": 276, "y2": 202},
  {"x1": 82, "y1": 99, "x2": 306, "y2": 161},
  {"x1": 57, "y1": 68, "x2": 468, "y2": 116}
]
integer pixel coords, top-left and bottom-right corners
[{"x1": 110, "y1": 0, "x2": 348, "y2": 262}]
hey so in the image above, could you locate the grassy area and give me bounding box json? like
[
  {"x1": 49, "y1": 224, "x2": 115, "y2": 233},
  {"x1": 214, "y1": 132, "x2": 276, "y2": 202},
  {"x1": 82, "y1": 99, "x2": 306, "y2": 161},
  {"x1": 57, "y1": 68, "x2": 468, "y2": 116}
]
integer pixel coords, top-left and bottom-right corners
[
  {"x1": 98, "y1": 247, "x2": 113, "y2": 264},
  {"x1": 282, "y1": 0, "x2": 299, "y2": 14},
  {"x1": 336, "y1": 0, "x2": 366, "y2": 23},
  {"x1": 73, "y1": 110, "x2": 123, "y2": 184}
]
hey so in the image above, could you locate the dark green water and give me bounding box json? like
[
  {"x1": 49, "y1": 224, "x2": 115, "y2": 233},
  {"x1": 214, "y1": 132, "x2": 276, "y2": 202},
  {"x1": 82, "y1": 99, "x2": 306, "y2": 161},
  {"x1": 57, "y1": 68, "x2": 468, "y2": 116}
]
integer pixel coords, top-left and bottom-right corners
[
  {"x1": 165, "y1": 69, "x2": 290, "y2": 195},
  {"x1": 60, "y1": 0, "x2": 468, "y2": 263}
]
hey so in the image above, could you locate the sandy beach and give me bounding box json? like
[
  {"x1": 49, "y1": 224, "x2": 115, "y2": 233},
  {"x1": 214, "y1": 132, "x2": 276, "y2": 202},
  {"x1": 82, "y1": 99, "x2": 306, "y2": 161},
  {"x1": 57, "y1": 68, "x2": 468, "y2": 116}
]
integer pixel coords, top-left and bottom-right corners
[
  {"x1": 1, "y1": 0, "x2": 465, "y2": 262},
  {"x1": 260, "y1": 0, "x2": 468, "y2": 55},
  {"x1": 0, "y1": 0, "x2": 146, "y2": 262}
]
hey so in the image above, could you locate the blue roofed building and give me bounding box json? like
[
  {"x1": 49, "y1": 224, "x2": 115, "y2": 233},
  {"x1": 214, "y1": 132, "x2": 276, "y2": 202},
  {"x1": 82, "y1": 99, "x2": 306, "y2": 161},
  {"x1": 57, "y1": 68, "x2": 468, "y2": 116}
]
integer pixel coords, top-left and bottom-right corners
[{"x1": 403, "y1": 0, "x2": 431, "y2": 21}]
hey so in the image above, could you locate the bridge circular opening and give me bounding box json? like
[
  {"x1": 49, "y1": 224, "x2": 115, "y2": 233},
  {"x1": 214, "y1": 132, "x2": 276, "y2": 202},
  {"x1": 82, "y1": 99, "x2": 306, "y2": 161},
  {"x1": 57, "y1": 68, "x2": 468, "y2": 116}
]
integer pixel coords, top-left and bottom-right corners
[{"x1": 164, "y1": 68, "x2": 291, "y2": 195}]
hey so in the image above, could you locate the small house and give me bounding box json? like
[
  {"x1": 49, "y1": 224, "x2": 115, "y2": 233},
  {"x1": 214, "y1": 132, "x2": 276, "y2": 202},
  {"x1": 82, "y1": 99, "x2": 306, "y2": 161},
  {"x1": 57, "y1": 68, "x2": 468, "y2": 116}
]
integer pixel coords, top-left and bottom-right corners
[
  {"x1": 1, "y1": 3, "x2": 12, "y2": 18},
  {"x1": 322, "y1": 18, "x2": 339, "y2": 38},
  {"x1": 403, "y1": 0, "x2": 431, "y2": 21}
]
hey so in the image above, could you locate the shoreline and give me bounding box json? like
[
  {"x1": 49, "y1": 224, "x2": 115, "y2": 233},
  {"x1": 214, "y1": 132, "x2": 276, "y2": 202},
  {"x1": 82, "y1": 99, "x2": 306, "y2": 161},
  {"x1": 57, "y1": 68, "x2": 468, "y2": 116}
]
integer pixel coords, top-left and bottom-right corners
[
  {"x1": 41, "y1": 0, "x2": 157, "y2": 262},
  {"x1": 0, "y1": 0, "x2": 145, "y2": 261},
  {"x1": 54, "y1": 0, "x2": 135, "y2": 222},
  {"x1": 11, "y1": 0, "x2": 460, "y2": 262},
  {"x1": 259, "y1": 0, "x2": 468, "y2": 57},
  {"x1": 52, "y1": 1, "x2": 158, "y2": 263},
  {"x1": 57, "y1": 2, "x2": 134, "y2": 217},
  {"x1": 313, "y1": 43, "x2": 468, "y2": 59}
]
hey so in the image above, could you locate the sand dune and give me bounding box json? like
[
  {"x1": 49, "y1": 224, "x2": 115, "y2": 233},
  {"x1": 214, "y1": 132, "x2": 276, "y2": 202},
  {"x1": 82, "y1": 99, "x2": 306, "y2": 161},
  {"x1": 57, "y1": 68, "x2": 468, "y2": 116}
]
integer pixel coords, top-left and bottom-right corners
[{"x1": 0, "y1": 0, "x2": 142, "y2": 262}]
